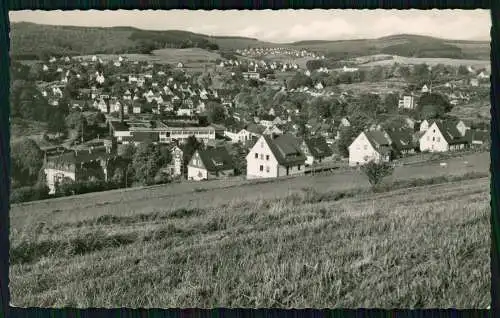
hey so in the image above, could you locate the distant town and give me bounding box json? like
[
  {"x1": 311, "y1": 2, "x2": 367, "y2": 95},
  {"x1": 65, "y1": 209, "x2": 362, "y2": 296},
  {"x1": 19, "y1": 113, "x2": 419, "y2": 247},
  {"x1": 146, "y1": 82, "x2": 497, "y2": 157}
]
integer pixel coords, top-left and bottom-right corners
[{"x1": 10, "y1": 45, "x2": 491, "y2": 202}]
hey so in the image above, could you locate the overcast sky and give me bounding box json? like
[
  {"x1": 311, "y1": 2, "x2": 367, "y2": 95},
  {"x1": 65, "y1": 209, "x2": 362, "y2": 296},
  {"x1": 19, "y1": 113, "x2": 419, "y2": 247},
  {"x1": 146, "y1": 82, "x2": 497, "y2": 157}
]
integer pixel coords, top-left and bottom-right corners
[{"x1": 9, "y1": 9, "x2": 491, "y2": 43}]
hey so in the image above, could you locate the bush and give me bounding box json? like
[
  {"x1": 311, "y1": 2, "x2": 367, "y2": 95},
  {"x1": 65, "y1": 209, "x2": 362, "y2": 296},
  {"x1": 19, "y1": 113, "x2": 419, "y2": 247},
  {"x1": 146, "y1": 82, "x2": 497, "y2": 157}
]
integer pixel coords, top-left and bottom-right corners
[{"x1": 10, "y1": 185, "x2": 50, "y2": 204}]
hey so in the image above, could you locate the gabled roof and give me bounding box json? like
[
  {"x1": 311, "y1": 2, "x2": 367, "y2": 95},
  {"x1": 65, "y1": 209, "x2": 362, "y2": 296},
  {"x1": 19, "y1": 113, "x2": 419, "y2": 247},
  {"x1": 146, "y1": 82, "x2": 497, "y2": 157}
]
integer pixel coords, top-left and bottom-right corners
[
  {"x1": 433, "y1": 121, "x2": 467, "y2": 145},
  {"x1": 263, "y1": 134, "x2": 306, "y2": 166},
  {"x1": 364, "y1": 130, "x2": 391, "y2": 150},
  {"x1": 46, "y1": 148, "x2": 112, "y2": 166},
  {"x1": 386, "y1": 129, "x2": 416, "y2": 151},
  {"x1": 245, "y1": 123, "x2": 266, "y2": 135},
  {"x1": 196, "y1": 147, "x2": 234, "y2": 172},
  {"x1": 303, "y1": 136, "x2": 333, "y2": 158}
]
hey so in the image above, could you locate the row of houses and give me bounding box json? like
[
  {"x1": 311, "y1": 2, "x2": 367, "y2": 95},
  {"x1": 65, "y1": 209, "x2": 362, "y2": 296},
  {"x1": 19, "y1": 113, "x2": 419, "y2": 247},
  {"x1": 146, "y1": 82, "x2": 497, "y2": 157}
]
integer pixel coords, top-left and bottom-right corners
[{"x1": 348, "y1": 119, "x2": 488, "y2": 166}]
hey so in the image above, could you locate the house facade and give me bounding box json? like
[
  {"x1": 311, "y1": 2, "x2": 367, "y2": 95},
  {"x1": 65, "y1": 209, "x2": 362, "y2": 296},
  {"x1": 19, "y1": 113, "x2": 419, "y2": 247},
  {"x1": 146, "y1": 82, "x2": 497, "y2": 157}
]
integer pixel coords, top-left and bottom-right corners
[
  {"x1": 348, "y1": 131, "x2": 391, "y2": 166},
  {"x1": 187, "y1": 147, "x2": 234, "y2": 181},
  {"x1": 246, "y1": 135, "x2": 306, "y2": 180},
  {"x1": 398, "y1": 95, "x2": 416, "y2": 110},
  {"x1": 419, "y1": 121, "x2": 468, "y2": 152}
]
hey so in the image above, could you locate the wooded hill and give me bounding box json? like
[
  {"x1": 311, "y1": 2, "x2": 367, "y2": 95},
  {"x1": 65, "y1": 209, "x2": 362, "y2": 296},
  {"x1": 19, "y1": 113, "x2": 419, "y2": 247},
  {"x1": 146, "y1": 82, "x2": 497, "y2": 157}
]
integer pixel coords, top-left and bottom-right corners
[{"x1": 10, "y1": 22, "x2": 490, "y2": 61}]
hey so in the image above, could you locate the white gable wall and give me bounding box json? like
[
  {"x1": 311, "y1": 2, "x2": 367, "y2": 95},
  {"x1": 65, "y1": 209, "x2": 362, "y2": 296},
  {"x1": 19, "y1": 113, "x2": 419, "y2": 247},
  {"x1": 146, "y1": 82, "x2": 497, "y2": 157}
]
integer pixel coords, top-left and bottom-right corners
[
  {"x1": 348, "y1": 132, "x2": 380, "y2": 166},
  {"x1": 246, "y1": 136, "x2": 279, "y2": 180},
  {"x1": 419, "y1": 123, "x2": 449, "y2": 152}
]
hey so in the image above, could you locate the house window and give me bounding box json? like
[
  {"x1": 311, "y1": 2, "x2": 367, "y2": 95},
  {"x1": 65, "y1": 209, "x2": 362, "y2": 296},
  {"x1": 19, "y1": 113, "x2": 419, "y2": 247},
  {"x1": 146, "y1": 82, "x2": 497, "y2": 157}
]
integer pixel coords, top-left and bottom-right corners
[
  {"x1": 261, "y1": 142, "x2": 264, "y2": 148},
  {"x1": 432, "y1": 137, "x2": 435, "y2": 141},
  {"x1": 298, "y1": 165, "x2": 301, "y2": 170},
  {"x1": 260, "y1": 154, "x2": 264, "y2": 160},
  {"x1": 433, "y1": 129, "x2": 435, "y2": 133},
  {"x1": 260, "y1": 165, "x2": 264, "y2": 171},
  {"x1": 255, "y1": 153, "x2": 258, "y2": 159},
  {"x1": 266, "y1": 166, "x2": 270, "y2": 173},
  {"x1": 363, "y1": 145, "x2": 368, "y2": 150},
  {"x1": 437, "y1": 137, "x2": 440, "y2": 142}
]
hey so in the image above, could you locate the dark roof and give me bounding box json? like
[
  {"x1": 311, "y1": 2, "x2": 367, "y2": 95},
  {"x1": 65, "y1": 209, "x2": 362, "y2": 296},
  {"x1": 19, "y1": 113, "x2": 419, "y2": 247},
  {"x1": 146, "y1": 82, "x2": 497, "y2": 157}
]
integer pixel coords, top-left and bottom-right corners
[
  {"x1": 264, "y1": 134, "x2": 306, "y2": 166},
  {"x1": 110, "y1": 121, "x2": 130, "y2": 132},
  {"x1": 465, "y1": 129, "x2": 489, "y2": 143},
  {"x1": 434, "y1": 121, "x2": 468, "y2": 145},
  {"x1": 386, "y1": 129, "x2": 416, "y2": 151},
  {"x1": 364, "y1": 130, "x2": 391, "y2": 150},
  {"x1": 196, "y1": 147, "x2": 234, "y2": 172},
  {"x1": 303, "y1": 136, "x2": 333, "y2": 158},
  {"x1": 260, "y1": 114, "x2": 276, "y2": 121},
  {"x1": 46, "y1": 148, "x2": 111, "y2": 165},
  {"x1": 245, "y1": 123, "x2": 266, "y2": 135},
  {"x1": 131, "y1": 131, "x2": 159, "y2": 142}
]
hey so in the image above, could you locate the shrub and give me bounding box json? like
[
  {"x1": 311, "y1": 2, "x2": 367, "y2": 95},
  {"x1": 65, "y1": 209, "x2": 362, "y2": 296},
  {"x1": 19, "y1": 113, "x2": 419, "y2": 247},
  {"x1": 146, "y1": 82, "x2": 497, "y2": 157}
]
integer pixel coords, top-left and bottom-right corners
[
  {"x1": 10, "y1": 185, "x2": 50, "y2": 204},
  {"x1": 361, "y1": 161, "x2": 395, "y2": 187}
]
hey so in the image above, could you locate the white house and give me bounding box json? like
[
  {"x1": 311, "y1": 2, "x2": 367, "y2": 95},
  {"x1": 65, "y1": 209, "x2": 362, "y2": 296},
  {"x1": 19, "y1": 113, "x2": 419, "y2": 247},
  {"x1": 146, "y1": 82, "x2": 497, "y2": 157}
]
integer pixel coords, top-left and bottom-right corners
[
  {"x1": 262, "y1": 125, "x2": 283, "y2": 137},
  {"x1": 477, "y1": 71, "x2": 490, "y2": 80},
  {"x1": 470, "y1": 78, "x2": 479, "y2": 87},
  {"x1": 133, "y1": 104, "x2": 142, "y2": 114},
  {"x1": 187, "y1": 147, "x2": 234, "y2": 181},
  {"x1": 348, "y1": 130, "x2": 392, "y2": 166},
  {"x1": 97, "y1": 99, "x2": 108, "y2": 113},
  {"x1": 177, "y1": 108, "x2": 193, "y2": 117},
  {"x1": 246, "y1": 134, "x2": 306, "y2": 180},
  {"x1": 398, "y1": 95, "x2": 416, "y2": 110},
  {"x1": 342, "y1": 66, "x2": 359, "y2": 73},
  {"x1": 419, "y1": 121, "x2": 468, "y2": 153},
  {"x1": 96, "y1": 73, "x2": 105, "y2": 85},
  {"x1": 340, "y1": 117, "x2": 351, "y2": 128},
  {"x1": 421, "y1": 84, "x2": 430, "y2": 93}
]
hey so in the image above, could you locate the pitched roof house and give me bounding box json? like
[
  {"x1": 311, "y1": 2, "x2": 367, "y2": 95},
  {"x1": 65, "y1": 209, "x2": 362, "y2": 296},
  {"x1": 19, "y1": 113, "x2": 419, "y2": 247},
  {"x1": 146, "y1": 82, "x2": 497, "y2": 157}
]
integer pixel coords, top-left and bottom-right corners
[
  {"x1": 348, "y1": 130, "x2": 392, "y2": 166},
  {"x1": 187, "y1": 147, "x2": 235, "y2": 181},
  {"x1": 299, "y1": 136, "x2": 334, "y2": 166},
  {"x1": 419, "y1": 121, "x2": 469, "y2": 153},
  {"x1": 385, "y1": 129, "x2": 417, "y2": 156},
  {"x1": 246, "y1": 134, "x2": 307, "y2": 180}
]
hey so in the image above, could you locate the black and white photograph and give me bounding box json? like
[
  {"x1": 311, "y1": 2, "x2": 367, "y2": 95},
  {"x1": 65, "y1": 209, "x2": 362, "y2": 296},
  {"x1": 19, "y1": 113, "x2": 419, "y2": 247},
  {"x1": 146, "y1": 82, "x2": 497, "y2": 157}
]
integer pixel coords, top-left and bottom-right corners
[{"x1": 8, "y1": 9, "x2": 491, "y2": 308}]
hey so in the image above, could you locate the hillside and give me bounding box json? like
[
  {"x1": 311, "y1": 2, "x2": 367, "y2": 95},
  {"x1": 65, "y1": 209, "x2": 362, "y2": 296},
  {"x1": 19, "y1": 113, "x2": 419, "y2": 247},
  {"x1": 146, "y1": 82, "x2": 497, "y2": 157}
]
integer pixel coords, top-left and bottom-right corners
[
  {"x1": 289, "y1": 34, "x2": 490, "y2": 60},
  {"x1": 9, "y1": 170, "x2": 489, "y2": 307},
  {"x1": 10, "y1": 22, "x2": 490, "y2": 61}
]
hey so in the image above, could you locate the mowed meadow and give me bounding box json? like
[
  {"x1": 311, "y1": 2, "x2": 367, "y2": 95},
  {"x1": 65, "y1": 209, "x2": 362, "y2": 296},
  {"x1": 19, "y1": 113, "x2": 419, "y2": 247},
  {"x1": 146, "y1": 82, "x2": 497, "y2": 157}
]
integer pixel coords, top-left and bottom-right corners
[{"x1": 9, "y1": 152, "x2": 490, "y2": 308}]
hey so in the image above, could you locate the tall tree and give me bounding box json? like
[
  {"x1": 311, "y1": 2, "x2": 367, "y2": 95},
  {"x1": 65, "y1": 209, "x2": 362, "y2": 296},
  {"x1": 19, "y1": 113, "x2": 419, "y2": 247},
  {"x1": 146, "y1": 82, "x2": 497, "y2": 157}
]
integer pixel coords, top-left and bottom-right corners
[
  {"x1": 11, "y1": 138, "x2": 44, "y2": 187},
  {"x1": 132, "y1": 142, "x2": 163, "y2": 185}
]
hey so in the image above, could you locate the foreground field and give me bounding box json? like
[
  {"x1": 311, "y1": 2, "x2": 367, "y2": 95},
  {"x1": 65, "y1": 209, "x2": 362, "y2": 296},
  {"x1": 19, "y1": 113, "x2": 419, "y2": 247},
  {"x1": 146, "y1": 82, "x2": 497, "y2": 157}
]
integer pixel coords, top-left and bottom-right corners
[{"x1": 9, "y1": 152, "x2": 490, "y2": 308}]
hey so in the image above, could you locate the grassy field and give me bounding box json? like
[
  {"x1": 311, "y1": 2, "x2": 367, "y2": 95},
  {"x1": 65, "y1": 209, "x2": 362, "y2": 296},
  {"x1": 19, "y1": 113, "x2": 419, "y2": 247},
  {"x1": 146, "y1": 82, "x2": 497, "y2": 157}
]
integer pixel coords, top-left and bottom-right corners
[
  {"x1": 449, "y1": 100, "x2": 491, "y2": 123},
  {"x1": 9, "y1": 152, "x2": 490, "y2": 308},
  {"x1": 262, "y1": 54, "x2": 315, "y2": 69},
  {"x1": 76, "y1": 48, "x2": 222, "y2": 72},
  {"x1": 337, "y1": 79, "x2": 409, "y2": 95},
  {"x1": 362, "y1": 55, "x2": 490, "y2": 68}
]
